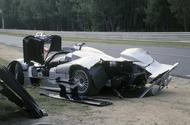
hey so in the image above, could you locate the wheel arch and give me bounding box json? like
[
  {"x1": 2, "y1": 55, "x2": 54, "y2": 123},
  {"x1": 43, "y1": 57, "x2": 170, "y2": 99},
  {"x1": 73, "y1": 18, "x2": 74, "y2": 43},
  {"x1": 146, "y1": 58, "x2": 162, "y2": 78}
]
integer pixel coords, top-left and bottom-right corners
[
  {"x1": 69, "y1": 64, "x2": 109, "y2": 91},
  {"x1": 69, "y1": 64, "x2": 101, "y2": 95},
  {"x1": 7, "y1": 59, "x2": 28, "y2": 72},
  {"x1": 69, "y1": 64, "x2": 85, "y2": 77},
  {"x1": 8, "y1": 61, "x2": 22, "y2": 74}
]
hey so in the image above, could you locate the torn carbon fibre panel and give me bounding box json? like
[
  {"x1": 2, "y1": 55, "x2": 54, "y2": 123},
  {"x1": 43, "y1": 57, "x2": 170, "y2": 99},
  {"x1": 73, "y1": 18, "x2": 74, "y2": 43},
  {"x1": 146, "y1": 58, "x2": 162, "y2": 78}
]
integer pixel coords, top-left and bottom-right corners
[
  {"x1": 0, "y1": 65, "x2": 47, "y2": 118},
  {"x1": 100, "y1": 61, "x2": 150, "y2": 87}
]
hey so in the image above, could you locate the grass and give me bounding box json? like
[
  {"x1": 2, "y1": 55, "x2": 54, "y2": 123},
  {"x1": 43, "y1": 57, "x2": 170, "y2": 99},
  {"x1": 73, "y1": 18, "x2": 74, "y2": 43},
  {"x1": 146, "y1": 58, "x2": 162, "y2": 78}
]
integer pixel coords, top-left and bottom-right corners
[
  {"x1": 26, "y1": 87, "x2": 89, "y2": 113},
  {"x1": 64, "y1": 37, "x2": 190, "y2": 48},
  {"x1": 0, "y1": 80, "x2": 89, "y2": 122},
  {"x1": 0, "y1": 31, "x2": 29, "y2": 37},
  {"x1": 0, "y1": 58, "x2": 8, "y2": 66},
  {"x1": 1, "y1": 31, "x2": 190, "y2": 48}
]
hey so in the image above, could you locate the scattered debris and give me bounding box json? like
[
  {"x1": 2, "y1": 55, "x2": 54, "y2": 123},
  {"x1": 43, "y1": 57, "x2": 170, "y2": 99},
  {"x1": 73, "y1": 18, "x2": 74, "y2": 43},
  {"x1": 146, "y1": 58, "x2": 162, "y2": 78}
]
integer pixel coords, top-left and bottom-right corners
[{"x1": 40, "y1": 80, "x2": 112, "y2": 107}]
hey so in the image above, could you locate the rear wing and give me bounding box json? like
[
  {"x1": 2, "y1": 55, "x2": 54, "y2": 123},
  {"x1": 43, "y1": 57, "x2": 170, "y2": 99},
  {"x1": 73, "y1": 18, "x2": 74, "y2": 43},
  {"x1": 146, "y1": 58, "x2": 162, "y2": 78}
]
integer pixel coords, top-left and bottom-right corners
[{"x1": 23, "y1": 35, "x2": 61, "y2": 64}]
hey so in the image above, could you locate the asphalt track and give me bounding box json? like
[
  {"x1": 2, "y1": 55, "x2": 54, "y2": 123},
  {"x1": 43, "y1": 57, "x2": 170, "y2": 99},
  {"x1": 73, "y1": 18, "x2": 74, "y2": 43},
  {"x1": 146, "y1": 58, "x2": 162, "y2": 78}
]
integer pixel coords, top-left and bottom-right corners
[{"x1": 0, "y1": 33, "x2": 190, "y2": 77}]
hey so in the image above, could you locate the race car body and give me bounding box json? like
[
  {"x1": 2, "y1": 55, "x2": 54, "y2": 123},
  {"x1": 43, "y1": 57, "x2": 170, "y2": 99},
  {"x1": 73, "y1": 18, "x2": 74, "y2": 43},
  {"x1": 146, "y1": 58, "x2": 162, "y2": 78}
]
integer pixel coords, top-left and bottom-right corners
[{"x1": 8, "y1": 34, "x2": 178, "y2": 96}]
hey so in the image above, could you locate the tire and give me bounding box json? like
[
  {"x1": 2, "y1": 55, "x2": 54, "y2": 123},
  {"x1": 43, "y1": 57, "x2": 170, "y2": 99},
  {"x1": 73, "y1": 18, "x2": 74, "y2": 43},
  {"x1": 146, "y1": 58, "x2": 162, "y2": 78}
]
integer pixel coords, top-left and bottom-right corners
[
  {"x1": 8, "y1": 62, "x2": 24, "y2": 85},
  {"x1": 71, "y1": 67, "x2": 99, "y2": 96},
  {"x1": 14, "y1": 63, "x2": 24, "y2": 85}
]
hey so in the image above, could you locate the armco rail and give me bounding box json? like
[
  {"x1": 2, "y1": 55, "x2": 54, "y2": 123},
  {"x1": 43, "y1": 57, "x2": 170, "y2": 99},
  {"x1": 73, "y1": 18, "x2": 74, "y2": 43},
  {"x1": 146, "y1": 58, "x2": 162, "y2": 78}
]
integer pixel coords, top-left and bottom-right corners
[{"x1": 0, "y1": 29, "x2": 190, "y2": 42}]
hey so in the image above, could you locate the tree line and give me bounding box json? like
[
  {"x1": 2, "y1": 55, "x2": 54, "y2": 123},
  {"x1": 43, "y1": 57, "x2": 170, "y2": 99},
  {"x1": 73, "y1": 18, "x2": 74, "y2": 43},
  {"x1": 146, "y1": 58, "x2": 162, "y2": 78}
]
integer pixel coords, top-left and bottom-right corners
[{"x1": 0, "y1": 0, "x2": 190, "y2": 32}]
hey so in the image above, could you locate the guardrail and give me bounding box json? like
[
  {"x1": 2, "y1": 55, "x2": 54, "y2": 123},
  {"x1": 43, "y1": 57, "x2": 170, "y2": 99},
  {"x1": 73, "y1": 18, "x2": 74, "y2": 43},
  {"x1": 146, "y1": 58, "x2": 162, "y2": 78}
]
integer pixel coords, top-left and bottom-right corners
[{"x1": 0, "y1": 29, "x2": 190, "y2": 42}]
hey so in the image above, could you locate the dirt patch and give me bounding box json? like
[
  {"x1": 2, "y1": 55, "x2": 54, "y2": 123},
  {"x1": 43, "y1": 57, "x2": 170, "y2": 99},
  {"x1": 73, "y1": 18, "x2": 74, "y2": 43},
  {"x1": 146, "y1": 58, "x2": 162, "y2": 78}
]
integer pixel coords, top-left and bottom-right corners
[{"x1": 0, "y1": 43, "x2": 190, "y2": 125}]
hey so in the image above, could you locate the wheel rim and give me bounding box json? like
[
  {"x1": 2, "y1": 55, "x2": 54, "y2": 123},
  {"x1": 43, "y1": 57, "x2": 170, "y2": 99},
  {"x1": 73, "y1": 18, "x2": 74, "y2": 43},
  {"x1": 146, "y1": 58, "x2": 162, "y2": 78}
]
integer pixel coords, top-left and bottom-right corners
[{"x1": 73, "y1": 70, "x2": 89, "y2": 94}]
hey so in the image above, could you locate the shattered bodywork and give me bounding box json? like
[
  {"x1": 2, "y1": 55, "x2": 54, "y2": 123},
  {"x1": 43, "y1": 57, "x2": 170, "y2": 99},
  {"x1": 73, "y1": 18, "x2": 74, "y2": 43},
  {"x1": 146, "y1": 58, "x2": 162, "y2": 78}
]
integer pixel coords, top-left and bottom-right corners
[
  {"x1": 0, "y1": 65, "x2": 47, "y2": 118},
  {"x1": 8, "y1": 34, "x2": 178, "y2": 96}
]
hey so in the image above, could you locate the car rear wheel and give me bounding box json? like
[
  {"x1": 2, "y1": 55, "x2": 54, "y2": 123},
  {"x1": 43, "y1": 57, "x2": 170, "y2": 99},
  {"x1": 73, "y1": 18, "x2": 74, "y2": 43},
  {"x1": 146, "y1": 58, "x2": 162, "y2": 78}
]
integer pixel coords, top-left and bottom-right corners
[{"x1": 71, "y1": 67, "x2": 99, "y2": 96}]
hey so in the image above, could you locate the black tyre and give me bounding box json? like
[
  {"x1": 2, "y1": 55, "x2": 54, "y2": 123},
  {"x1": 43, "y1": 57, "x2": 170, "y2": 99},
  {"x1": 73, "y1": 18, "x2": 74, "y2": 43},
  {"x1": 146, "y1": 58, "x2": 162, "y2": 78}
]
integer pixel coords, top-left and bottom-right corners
[
  {"x1": 71, "y1": 67, "x2": 99, "y2": 96},
  {"x1": 8, "y1": 62, "x2": 24, "y2": 85},
  {"x1": 14, "y1": 63, "x2": 24, "y2": 85}
]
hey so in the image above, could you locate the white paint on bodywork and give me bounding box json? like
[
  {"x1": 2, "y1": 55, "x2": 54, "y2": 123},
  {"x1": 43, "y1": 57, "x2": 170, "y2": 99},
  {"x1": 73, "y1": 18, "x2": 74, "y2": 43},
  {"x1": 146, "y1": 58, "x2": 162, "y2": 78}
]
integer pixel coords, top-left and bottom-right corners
[
  {"x1": 50, "y1": 46, "x2": 178, "y2": 81},
  {"x1": 55, "y1": 53, "x2": 113, "y2": 74},
  {"x1": 49, "y1": 67, "x2": 66, "y2": 79},
  {"x1": 54, "y1": 46, "x2": 126, "y2": 79},
  {"x1": 145, "y1": 60, "x2": 178, "y2": 78},
  {"x1": 14, "y1": 58, "x2": 28, "y2": 70},
  {"x1": 120, "y1": 48, "x2": 154, "y2": 67},
  {"x1": 80, "y1": 46, "x2": 106, "y2": 55},
  {"x1": 120, "y1": 48, "x2": 179, "y2": 79}
]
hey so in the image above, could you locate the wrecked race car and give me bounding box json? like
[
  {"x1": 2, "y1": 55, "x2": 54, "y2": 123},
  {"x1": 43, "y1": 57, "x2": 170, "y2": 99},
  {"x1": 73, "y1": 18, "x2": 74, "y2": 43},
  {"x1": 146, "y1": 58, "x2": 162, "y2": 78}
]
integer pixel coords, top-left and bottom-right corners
[
  {"x1": 7, "y1": 33, "x2": 178, "y2": 97},
  {"x1": 0, "y1": 65, "x2": 47, "y2": 118}
]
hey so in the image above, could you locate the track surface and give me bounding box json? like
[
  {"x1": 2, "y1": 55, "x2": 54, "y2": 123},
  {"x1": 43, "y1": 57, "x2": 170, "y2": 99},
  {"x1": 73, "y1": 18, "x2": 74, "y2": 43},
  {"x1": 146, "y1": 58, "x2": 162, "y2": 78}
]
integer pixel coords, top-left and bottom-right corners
[{"x1": 0, "y1": 33, "x2": 190, "y2": 77}]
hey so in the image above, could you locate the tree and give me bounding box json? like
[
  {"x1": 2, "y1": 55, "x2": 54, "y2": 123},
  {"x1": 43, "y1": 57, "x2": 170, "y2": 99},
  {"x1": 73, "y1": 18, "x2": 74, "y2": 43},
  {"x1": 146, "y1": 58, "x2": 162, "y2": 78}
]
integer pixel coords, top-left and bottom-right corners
[
  {"x1": 0, "y1": 0, "x2": 13, "y2": 28},
  {"x1": 56, "y1": 0, "x2": 78, "y2": 31},
  {"x1": 168, "y1": 0, "x2": 190, "y2": 31},
  {"x1": 17, "y1": 0, "x2": 35, "y2": 29},
  {"x1": 91, "y1": 0, "x2": 124, "y2": 31},
  {"x1": 0, "y1": 0, "x2": 188, "y2": 31},
  {"x1": 145, "y1": 0, "x2": 174, "y2": 31},
  {"x1": 71, "y1": 0, "x2": 94, "y2": 31}
]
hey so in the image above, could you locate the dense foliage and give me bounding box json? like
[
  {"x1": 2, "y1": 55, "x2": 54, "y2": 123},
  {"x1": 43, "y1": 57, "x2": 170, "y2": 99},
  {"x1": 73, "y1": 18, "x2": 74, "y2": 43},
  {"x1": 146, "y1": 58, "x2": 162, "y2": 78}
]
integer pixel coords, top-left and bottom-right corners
[{"x1": 0, "y1": 0, "x2": 190, "y2": 31}]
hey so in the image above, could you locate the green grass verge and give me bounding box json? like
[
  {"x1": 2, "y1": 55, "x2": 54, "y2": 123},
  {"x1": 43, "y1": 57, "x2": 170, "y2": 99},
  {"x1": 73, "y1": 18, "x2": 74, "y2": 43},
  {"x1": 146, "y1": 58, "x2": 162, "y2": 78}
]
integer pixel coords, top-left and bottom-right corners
[
  {"x1": 64, "y1": 37, "x2": 190, "y2": 48},
  {"x1": 0, "y1": 58, "x2": 8, "y2": 66},
  {"x1": 0, "y1": 31, "x2": 29, "y2": 37},
  {"x1": 0, "y1": 99, "x2": 19, "y2": 121},
  {"x1": 0, "y1": 87, "x2": 89, "y2": 121},
  {"x1": 26, "y1": 87, "x2": 89, "y2": 114}
]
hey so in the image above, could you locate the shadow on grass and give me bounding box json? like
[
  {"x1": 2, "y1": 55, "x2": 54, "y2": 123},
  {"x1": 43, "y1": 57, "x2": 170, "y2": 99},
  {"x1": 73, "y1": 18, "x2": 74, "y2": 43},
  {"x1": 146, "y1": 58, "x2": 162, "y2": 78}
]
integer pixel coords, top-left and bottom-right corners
[
  {"x1": 0, "y1": 103, "x2": 39, "y2": 125},
  {"x1": 97, "y1": 86, "x2": 174, "y2": 99},
  {"x1": 0, "y1": 110, "x2": 28, "y2": 121},
  {"x1": 0, "y1": 101, "x2": 50, "y2": 125}
]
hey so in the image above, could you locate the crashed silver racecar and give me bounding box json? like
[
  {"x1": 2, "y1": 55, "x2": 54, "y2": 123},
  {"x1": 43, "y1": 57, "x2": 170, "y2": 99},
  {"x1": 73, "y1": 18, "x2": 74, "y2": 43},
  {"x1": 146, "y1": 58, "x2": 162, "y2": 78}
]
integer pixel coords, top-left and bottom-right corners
[{"x1": 8, "y1": 33, "x2": 178, "y2": 97}]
